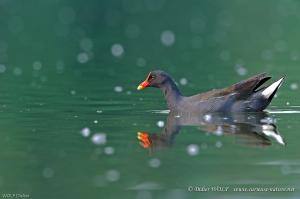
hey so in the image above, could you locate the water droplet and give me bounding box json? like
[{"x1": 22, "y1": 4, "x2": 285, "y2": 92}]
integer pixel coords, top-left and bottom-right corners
[
  {"x1": 96, "y1": 110, "x2": 103, "y2": 113},
  {"x1": 42, "y1": 168, "x2": 54, "y2": 178},
  {"x1": 215, "y1": 141, "x2": 223, "y2": 148},
  {"x1": 0, "y1": 64, "x2": 6, "y2": 73},
  {"x1": 215, "y1": 126, "x2": 223, "y2": 136},
  {"x1": 13, "y1": 67, "x2": 22, "y2": 76},
  {"x1": 160, "y1": 30, "x2": 175, "y2": 46},
  {"x1": 80, "y1": 127, "x2": 90, "y2": 137},
  {"x1": 94, "y1": 120, "x2": 98, "y2": 124},
  {"x1": 111, "y1": 43, "x2": 124, "y2": 57},
  {"x1": 33, "y1": 61, "x2": 42, "y2": 70},
  {"x1": 156, "y1": 121, "x2": 164, "y2": 128},
  {"x1": 179, "y1": 78, "x2": 188, "y2": 85},
  {"x1": 290, "y1": 83, "x2": 298, "y2": 90},
  {"x1": 105, "y1": 169, "x2": 120, "y2": 182},
  {"x1": 91, "y1": 133, "x2": 106, "y2": 145},
  {"x1": 70, "y1": 90, "x2": 76, "y2": 95},
  {"x1": 77, "y1": 52, "x2": 89, "y2": 64},
  {"x1": 235, "y1": 64, "x2": 247, "y2": 76},
  {"x1": 203, "y1": 114, "x2": 212, "y2": 122},
  {"x1": 104, "y1": 146, "x2": 114, "y2": 155},
  {"x1": 114, "y1": 86, "x2": 123, "y2": 92},
  {"x1": 260, "y1": 117, "x2": 274, "y2": 124},
  {"x1": 148, "y1": 158, "x2": 161, "y2": 168},
  {"x1": 286, "y1": 102, "x2": 290, "y2": 106},
  {"x1": 186, "y1": 144, "x2": 199, "y2": 156}
]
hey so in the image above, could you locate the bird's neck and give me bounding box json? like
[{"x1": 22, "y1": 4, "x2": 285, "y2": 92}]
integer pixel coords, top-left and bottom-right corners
[{"x1": 160, "y1": 78, "x2": 182, "y2": 109}]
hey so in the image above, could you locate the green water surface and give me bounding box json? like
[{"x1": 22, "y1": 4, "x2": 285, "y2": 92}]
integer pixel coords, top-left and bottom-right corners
[{"x1": 0, "y1": 0, "x2": 300, "y2": 199}]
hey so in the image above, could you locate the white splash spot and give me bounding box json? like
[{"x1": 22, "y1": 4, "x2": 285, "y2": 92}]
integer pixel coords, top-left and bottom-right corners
[
  {"x1": 77, "y1": 52, "x2": 89, "y2": 64},
  {"x1": 235, "y1": 64, "x2": 247, "y2": 76},
  {"x1": 114, "y1": 86, "x2": 123, "y2": 92},
  {"x1": 105, "y1": 170, "x2": 120, "y2": 182},
  {"x1": 111, "y1": 43, "x2": 124, "y2": 57},
  {"x1": 0, "y1": 64, "x2": 6, "y2": 73},
  {"x1": 286, "y1": 102, "x2": 290, "y2": 106},
  {"x1": 13, "y1": 67, "x2": 22, "y2": 76},
  {"x1": 203, "y1": 114, "x2": 212, "y2": 122},
  {"x1": 70, "y1": 90, "x2": 76, "y2": 95},
  {"x1": 104, "y1": 146, "x2": 115, "y2": 155},
  {"x1": 148, "y1": 158, "x2": 161, "y2": 168},
  {"x1": 42, "y1": 168, "x2": 54, "y2": 178},
  {"x1": 216, "y1": 141, "x2": 223, "y2": 148},
  {"x1": 156, "y1": 121, "x2": 164, "y2": 128},
  {"x1": 260, "y1": 117, "x2": 274, "y2": 124},
  {"x1": 215, "y1": 126, "x2": 223, "y2": 136},
  {"x1": 80, "y1": 127, "x2": 90, "y2": 137},
  {"x1": 186, "y1": 144, "x2": 199, "y2": 156},
  {"x1": 160, "y1": 30, "x2": 175, "y2": 46},
  {"x1": 94, "y1": 120, "x2": 98, "y2": 124},
  {"x1": 33, "y1": 61, "x2": 42, "y2": 70},
  {"x1": 290, "y1": 83, "x2": 298, "y2": 90},
  {"x1": 179, "y1": 78, "x2": 188, "y2": 85},
  {"x1": 96, "y1": 110, "x2": 103, "y2": 113},
  {"x1": 91, "y1": 133, "x2": 106, "y2": 145}
]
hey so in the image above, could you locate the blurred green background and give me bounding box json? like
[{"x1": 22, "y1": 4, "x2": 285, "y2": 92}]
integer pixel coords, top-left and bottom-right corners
[{"x1": 0, "y1": 0, "x2": 299, "y2": 198}]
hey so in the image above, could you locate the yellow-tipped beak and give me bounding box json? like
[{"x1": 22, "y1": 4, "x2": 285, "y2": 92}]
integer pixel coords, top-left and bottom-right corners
[
  {"x1": 137, "y1": 80, "x2": 149, "y2": 90},
  {"x1": 137, "y1": 85, "x2": 144, "y2": 90}
]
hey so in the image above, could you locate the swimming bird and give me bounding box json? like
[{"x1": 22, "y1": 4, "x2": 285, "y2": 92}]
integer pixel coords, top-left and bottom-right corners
[{"x1": 137, "y1": 70, "x2": 284, "y2": 112}]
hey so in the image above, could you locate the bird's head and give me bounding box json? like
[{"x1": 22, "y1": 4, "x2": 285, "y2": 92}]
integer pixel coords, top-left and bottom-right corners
[{"x1": 137, "y1": 70, "x2": 169, "y2": 90}]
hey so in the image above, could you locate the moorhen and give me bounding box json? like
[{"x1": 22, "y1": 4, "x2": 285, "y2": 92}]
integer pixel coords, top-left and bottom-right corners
[{"x1": 137, "y1": 70, "x2": 284, "y2": 112}]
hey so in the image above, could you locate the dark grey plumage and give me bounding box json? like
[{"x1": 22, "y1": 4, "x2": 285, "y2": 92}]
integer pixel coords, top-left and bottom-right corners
[{"x1": 137, "y1": 70, "x2": 284, "y2": 113}]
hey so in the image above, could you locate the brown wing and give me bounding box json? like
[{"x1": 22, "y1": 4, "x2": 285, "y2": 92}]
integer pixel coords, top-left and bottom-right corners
[{"x1": 190, "y1": 73, "x2": 271, "y2": 101}]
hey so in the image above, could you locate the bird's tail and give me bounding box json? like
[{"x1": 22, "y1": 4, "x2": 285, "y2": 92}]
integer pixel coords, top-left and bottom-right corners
[
  {"x1": 249, "y1": 77, "x2": 284, "y2": 111},
  {"x1": 261, "y1": 77, "x2": 284, "y2": 102}
]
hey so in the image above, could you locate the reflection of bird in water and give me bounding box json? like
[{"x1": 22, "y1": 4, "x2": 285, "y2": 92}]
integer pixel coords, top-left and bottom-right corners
[{"x1": 137, "y1": 111, "x2": 285, "y2": 151}]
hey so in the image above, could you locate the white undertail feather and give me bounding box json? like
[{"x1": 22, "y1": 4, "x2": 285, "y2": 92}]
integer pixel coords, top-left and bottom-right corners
[
  {"x1": 262, "y1": 77, "x2": 284, "y2": 98},
  {"x1": 262, "y1": 125, "x2": 285, "y2": 145}
]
